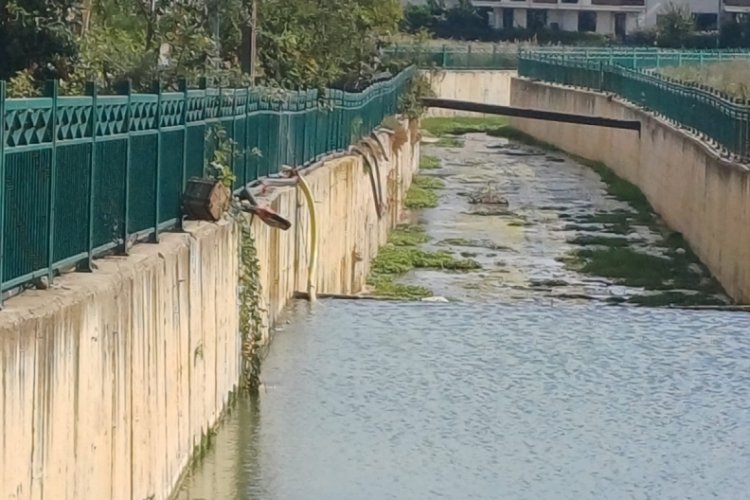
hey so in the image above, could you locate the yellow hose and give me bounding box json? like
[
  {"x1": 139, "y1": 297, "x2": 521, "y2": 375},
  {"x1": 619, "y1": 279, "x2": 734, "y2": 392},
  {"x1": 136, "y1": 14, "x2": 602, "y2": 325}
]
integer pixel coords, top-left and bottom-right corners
[{"x1": 296, "y1": 173, "x2": 318, "y2": 302}]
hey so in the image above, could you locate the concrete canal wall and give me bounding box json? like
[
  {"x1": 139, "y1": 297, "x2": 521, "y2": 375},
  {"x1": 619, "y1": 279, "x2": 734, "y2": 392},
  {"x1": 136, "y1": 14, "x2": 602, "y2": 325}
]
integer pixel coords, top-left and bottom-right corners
[
  {"x1": 0, "y1": 121, "x2": 419, "y2": 500},
  {"x1": 423, "y1": 70, "x2": 515, "y2": 117},
  {"x1": 510, "y1": 78, "x2": 750, "y2": 303}
]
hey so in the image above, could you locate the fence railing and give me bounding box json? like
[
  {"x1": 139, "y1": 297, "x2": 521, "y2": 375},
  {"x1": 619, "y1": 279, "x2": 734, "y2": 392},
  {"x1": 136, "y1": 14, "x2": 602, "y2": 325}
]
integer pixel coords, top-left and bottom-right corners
[
  {"x1": 385, "y1": 44, "x2": 518, "y2": 69},
  {"x1": 518, "y1": 49, "x2": 750, "y2": 160},
  {"x1": 386, "y1": 45, "x2": 750, "y2": 70},
  {"x1": 0, "y1": 67, "x2": 414, "y2": 298},
  {"x1": 521, "y1": 47, "x2": 750, "y2": 69}
]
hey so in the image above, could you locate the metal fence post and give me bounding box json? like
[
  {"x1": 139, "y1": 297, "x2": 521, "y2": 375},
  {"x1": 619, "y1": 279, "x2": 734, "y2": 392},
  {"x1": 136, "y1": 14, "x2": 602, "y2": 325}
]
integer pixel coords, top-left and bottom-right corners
[
  {"x1": 45, "y1": 80, "x2": 59, "y2": 284},
  {"x1": 85, "y1": 82, "x2": 98, "y2": 271},
  {"x1": 0, "y1": 81, "x2": 6, "y2": 305},
  {"x1": 179, "y1": 78, "x2": 188, "y2": 231},
  {"x1": 244, "y1": 85, "x2": 250, "y2": 186},
  {"x1": 442, "y1": 44, "x2": 447, "y2": 68},
  {"x1": 151, "y1": 80, "x2": 162, "y2": 243},
  {"x1": 199, "y1": 77, "x2": 208, "y2": 176},
  {"x1": 118, "y1": 79, "x2": 133, "y2": 255},
  {"x1": 230, "y1": 87, "x2": 237, "y2": 179}
]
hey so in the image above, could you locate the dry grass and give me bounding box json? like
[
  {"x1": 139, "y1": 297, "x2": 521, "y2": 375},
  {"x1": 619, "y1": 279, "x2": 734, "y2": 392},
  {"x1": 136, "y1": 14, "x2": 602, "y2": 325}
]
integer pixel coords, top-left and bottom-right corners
[{"x1": 658, "y1": 61, "x2": 750, "y2": 100}]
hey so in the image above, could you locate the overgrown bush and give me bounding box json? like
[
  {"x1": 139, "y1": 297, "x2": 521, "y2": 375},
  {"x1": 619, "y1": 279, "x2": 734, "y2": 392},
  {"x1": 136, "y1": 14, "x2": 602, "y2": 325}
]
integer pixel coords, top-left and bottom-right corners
[
  {"x1": 656, "y1": 2, "x2": 696, "y2": 48},
  {"x1": 1, "y1": 0, "x2": 407, "y2": 96}
]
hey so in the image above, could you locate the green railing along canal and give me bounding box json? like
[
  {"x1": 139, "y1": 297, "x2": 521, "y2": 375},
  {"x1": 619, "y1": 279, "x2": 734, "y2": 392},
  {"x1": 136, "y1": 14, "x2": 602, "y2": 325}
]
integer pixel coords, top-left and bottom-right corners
[
  {"x1": 386, "y1": 44, "x2": 519, "y2": 69},
  {"x1": 517, "y1": 48, "x2": 750, "y2": 159},
  {"x1": 0, "y1": 68, "x2": 413, "y2": 299}
]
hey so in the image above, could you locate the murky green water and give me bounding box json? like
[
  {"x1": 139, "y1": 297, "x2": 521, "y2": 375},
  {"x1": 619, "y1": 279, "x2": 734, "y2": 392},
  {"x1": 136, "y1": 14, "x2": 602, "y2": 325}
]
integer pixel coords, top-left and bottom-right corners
[
  {"x1": 178, "y1": 134, "x2": 750, "y2": 499},
  {"x1": 178, "y1": 301, "x2": 750, "y2": 499}
]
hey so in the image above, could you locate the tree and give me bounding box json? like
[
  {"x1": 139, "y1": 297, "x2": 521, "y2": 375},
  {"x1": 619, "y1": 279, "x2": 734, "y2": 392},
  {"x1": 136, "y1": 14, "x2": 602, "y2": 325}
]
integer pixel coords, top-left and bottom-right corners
[
  {"x1": 257, "y1": 0, "x2": 402, "y2": 90},
  {"x1": 2, "y1": 0, "x2": 404, "y2": 94},
  {"x1": 0, "y1": 0, "x2": 81, "y2": 81},
  {"x1": 656, "y1": 1, "x2": 695, "y2": 48}
]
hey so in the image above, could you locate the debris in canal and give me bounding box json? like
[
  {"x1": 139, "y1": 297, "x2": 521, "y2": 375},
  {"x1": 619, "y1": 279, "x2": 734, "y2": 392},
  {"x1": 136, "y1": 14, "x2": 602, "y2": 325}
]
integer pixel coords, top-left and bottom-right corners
[{"x1": 467, "y1": 184, "x2": 508, "y2": 205}]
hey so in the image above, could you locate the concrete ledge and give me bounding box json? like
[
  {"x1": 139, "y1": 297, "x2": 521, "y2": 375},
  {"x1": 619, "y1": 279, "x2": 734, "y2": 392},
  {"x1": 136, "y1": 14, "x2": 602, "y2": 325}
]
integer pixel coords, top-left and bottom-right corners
[
  {"x1": 0, "y1": 120, "x2": 419, "y2": 500},
  {"x1": 510, "y1": 78, "x2": 750, "y2": 303}
]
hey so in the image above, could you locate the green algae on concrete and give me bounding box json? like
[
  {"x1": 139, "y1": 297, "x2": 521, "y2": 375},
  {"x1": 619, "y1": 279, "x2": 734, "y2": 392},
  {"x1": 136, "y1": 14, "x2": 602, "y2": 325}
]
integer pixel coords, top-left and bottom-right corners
[
  {"x1": 388, "y1": 224, "x2": 430, "y2": 247},
  {"x1": 435, "y1": 137, "x2": 464, "y2": 148},
  {"x1": 405, "y1": 175, "x2": 444, "y2": 209},
  {"x1": 421, "y1": 116, "x2": 558, "y2": 152},
  {"x1": 367, "y1": 224, "x2": 480, "y2": 299},
  {"x1": 567, "y1": 235, "x2": 631, "y2": 247},
  {"x1": 557, "y1": 162, "x2": 727, "y2": 305},
  {"x1": 421, "y1": 116, "x2": 510, "y2": 137},
  {"x1": 420, "y1": 155, "x2": 441, "y2": 170}
]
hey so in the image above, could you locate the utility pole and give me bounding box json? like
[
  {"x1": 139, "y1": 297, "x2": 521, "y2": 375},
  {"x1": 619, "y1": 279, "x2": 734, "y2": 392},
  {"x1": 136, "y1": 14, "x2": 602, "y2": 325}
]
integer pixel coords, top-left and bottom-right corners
[
  {"x1": 250, "y1": 0, "x2": 258, "y2": 85},
  {"x1": 241, "y1": 0, "x2": 258, "y2": 85},
  {"x1": 717, "y1": 0, "x2": 722, "y2": 48}
]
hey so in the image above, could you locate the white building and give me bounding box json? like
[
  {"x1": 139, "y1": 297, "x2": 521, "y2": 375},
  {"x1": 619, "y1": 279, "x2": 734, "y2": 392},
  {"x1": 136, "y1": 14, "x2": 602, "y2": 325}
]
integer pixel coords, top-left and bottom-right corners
[
  {"x1": 471, "y1": 0, "x2": 750, "y2": 36},
  {"x1": 472, "y1": 0, "x2": 646, "y2": 36}
]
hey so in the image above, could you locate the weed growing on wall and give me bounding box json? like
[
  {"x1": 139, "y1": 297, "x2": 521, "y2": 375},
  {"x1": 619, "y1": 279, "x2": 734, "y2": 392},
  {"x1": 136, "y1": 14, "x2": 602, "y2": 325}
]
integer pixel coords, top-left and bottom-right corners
[
  {"x1": 238, "y1": 221, "x2": 265, "y2": 393},
  {"x1": 399, "y1": 73, "x2": 435, "y2": 120}
]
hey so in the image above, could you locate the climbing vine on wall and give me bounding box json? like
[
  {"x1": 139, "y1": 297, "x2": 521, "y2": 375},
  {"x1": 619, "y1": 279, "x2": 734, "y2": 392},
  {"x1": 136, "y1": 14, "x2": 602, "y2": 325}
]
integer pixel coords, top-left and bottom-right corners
[{"x1": 238, "y1": 219, "x2": 265, "y2": 393}]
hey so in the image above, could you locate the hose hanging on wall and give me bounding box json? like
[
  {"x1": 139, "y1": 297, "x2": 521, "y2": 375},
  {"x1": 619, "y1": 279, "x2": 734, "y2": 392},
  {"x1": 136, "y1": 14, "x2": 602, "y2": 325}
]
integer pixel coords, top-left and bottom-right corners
[
  {"x1": 352, "y1": 144, "x2": 385, "y2": 219},
  {"x1": 361, "y1": 137, "x2": 388, "y2": 218},
  {"x1": 369, "y1": 131, "x2": 390, "y2": 163},
  {"x1": 282, "y1": 167, "x2": 318, "y2": 302}
]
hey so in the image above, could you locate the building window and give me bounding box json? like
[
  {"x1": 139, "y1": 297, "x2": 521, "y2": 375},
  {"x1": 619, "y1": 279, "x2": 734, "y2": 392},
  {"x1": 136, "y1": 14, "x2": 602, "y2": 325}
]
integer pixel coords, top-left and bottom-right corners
[
  {"x1": 503, "y1": 8, "x2": 515, "y2": 29},
  {"x1": 527, "y1": 9, "x2": 548, "y2": 31},
  {"x1": 561, "y1": 0, "x2": 579, "y2": 3},
  {"x1": 693, "y1": 13, "x2": 718, "y2": 31},
  {"x1": 615, "y1": 13, "x2": 627, "y2": 37},
  {"x1": 578, "y1": 11, "x2": 597, "y2": 32}
]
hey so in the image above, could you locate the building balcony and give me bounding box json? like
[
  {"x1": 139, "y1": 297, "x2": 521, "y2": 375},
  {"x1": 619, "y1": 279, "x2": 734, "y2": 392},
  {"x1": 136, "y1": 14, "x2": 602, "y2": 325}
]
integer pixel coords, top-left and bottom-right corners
[
  {"x1": 724, "y1": 0, "x2": 750, "y2": 12},
  {"x1": 591, "y1": 0, "x2": 644, "y2": 5},
  {"x1": 471, "y1": 0, "x2": 646, "y2": 11}
]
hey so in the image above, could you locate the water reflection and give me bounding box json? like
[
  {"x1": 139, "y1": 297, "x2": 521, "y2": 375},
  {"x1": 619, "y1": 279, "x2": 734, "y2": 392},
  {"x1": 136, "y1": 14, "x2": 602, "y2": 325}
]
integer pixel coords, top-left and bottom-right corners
[{"x1": 178, "y1": 300, "x2": 750, "y2": 499}]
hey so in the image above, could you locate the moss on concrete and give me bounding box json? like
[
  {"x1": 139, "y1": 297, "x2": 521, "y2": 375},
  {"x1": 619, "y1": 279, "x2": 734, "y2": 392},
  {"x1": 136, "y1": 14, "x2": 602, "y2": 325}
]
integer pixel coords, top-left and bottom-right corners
[
  {"x1": 421, "y1": 116, "x2": 509, "y2": 137},
  {"x1": 405, "y1": 175, "x2": 443, "y2": 209},
  {"x1": 413, "y1": 175, "x2": 445, "y2": 190},
  {"x1": 367, "y1": 224, "x2": 480, "y2": 299},
  {"x1": 627, "y1": 291, "x2": 727, "y2": 307},
  {"x1": 420, "y1": 155, "x2": 441, "y2": 170},
  {"x1": 388, "y1": 224, "x2": 430, "y2": 247},
  {"x1": 435, "y1": 136, "x2": 463, "y2": 148},
  {"x1": 568, "y1": 235, "x2": 630, "y2": 247}
]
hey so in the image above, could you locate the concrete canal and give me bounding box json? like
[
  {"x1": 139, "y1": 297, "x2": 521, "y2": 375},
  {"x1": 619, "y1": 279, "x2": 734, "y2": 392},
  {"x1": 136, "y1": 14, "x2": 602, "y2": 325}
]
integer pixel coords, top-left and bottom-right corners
[{"x1": 176, "y1": 123, "x2": 750, "y2": 499}]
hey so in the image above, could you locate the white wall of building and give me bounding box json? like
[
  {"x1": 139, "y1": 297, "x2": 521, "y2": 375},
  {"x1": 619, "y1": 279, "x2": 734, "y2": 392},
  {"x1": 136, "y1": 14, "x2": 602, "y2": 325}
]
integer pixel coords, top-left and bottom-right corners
[
  {"x1": 596, "y1": 11, "x2": 614, "y2": 34},
  {"x1": 515, "y1": 8, "x2": 528, "y2": 28}
]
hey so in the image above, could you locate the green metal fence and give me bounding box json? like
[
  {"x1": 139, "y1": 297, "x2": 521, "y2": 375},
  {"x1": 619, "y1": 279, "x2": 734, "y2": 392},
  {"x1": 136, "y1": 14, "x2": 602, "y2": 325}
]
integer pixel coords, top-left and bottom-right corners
[
  {"x1": 386, "y1": 45, "x2": 750, "y2": 70},
  {"x1": 0, "y1": 67, "x2": 414, "y2": 298},
  {"x1": 522, "y1": 47, "x2": 750, "y2": 69},
  {"x1": 518, "y1": 49, "x2": 750, "y2": 160},
  {"x1": 386, "y1": 44, "x2": 518, "y2": 69}
]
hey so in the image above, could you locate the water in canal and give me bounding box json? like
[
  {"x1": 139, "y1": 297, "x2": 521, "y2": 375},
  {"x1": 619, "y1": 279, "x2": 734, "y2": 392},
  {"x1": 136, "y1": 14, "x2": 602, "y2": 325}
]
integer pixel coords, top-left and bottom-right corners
[{"x1": 178, "y1": 133, "x2": 750, "y2": 499}]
